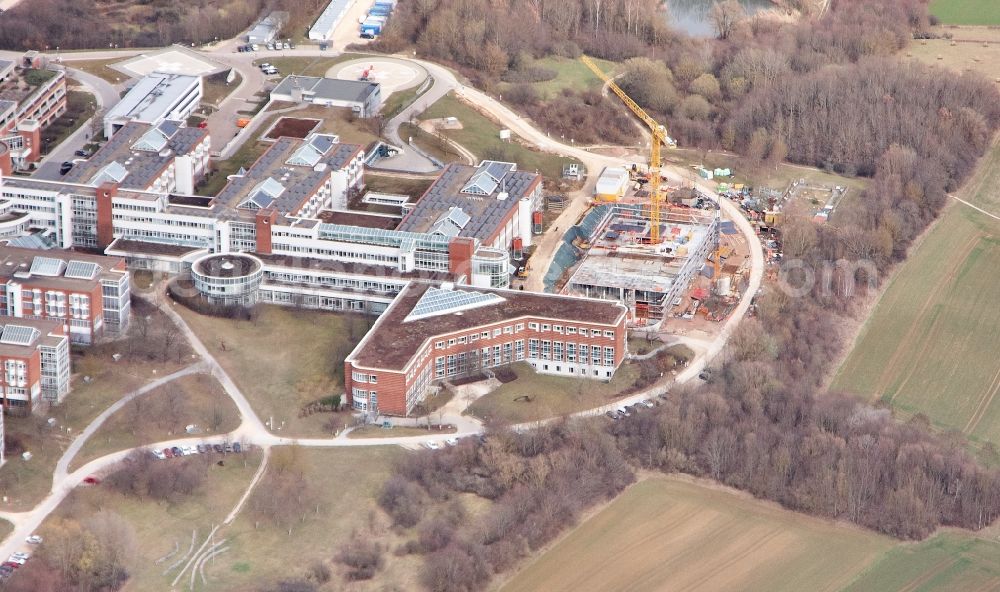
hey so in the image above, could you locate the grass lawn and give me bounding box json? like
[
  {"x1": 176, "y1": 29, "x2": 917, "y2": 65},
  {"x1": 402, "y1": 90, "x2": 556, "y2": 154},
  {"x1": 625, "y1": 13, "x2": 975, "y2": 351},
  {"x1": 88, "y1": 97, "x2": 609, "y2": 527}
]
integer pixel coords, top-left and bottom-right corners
[
  {"x1": 41, "y1": 90, "x2": 97, "y2": 156},
  {"x1": 843, "y1": 533, "x2": 1000, "y2": 591},
  {"x1": 41, "y1": 451, "x2": 262, "y2": 592},
  {"x1": 832, "y1": 137, "x2": 1000, "y2": 444},
  {"x1": 204, "y1": 447, "x2": 407, "y2": 591},
  {"x1": 628, "y1": 336, "x2": 660, "y2": 355},
  {"x1": 66, "y1": 58, "x2": 129, "y2": 84},
  {"x1": 467, "y1": 362, "x2": 644, "y2": 424},
  {"x1": 364, "y1": 172, "x2": 434, "y2": 199},
  {"x1": 252, "y1": 54, "x2": 364, "y2": 78},
  {"x1": 174, "y1": 305, "x2": 367, "y2": 437},
  {"x1": 399, "y1": 121, "x2": 466, "y2": 164},
  {"x1": 906, "y1": 38, "x2": 1000, "y2": 83},
  {"x1": 420, "y1": 92, "x2": 581, "y2": 180},
  {"x1": 500, "y1": 56, "x2": 618, "y2": 100},
  {"x1": 929, "y1": 0, "x2": 1000, "y2": 24},
  {"x1": 202, "y1": 70, "x2": 242, "y2": 106},
  {"x1": 0, "y1": 306, "x2": 192, "y2": 511},
  {"x1": 501, "y1": 476, "x2": 893, "y2": 592},
  {"x1": 381, "y1": 83, "x2": 423, "y2": 120},
  {"x1": 71, "y1": 373, "x2": 241, "y2": 472}
]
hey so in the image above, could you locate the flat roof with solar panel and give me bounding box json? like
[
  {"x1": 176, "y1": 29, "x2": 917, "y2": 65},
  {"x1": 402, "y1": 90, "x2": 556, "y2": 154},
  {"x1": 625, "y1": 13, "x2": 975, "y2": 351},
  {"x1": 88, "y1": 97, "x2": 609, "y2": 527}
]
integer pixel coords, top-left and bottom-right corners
[
  {"x1": 397, "y1": 161, "x2": 541, "y2": 241},
  {"x1": 64, "y1": 261, "x2": 100, "y2": 280},
  {"x1": 0, "y1": 315, "x2": 66, "y2": 358},
  {"x1": 0, "y1": 324, "x2": 40, "y2": 346},
  {"x1": 0, "y1": 247, "x2": 127, "y2": 293},
  {"x1": 405, "y1": 287, "x2": 505, "y2": 322},
  {"x1": 29, "y1": 256, "x2": 65, "y2": 277}
]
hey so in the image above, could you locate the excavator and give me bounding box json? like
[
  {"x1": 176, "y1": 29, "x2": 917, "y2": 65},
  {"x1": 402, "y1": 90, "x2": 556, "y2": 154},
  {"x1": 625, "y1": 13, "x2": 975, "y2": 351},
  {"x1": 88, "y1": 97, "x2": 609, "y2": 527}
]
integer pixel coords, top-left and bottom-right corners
[{"x1": 580, "y1": 55, "x2": 673, "y2": 243}]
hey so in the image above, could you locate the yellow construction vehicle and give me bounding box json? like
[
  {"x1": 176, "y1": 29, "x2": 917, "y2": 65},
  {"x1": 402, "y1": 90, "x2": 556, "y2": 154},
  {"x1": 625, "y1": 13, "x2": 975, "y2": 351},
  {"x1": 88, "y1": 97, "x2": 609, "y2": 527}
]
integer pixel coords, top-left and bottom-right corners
[{"x1": 581, "y1": 55, "x2": 672, "y2": 243}]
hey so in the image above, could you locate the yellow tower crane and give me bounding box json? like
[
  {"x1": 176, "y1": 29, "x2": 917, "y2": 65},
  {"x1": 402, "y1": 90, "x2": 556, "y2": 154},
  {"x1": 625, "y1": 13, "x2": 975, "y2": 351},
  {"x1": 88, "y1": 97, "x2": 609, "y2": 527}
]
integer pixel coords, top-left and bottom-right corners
[{"x1": 580, "y1": 55, "x2": 671, "y2": 243}]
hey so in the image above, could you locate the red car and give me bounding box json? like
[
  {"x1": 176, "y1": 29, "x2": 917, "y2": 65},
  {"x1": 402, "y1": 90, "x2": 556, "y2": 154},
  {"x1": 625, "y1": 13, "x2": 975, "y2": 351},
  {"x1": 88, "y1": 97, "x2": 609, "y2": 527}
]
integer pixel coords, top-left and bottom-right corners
[
  {"x1": 82, "y1": 476, "x2": 101, "y2": 485},
  {"x1": 164, "y1": 447, "x2": 174, "y2": 458},
  {"x1": 197, "y1": 121, "x2": 208, "y2": 129}
]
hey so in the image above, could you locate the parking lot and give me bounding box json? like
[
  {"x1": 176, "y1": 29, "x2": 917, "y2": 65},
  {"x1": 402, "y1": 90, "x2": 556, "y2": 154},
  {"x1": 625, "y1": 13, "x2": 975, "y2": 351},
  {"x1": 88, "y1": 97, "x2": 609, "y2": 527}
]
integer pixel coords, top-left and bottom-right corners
[{"x1": 151, "y1": 441, "x2": 248, "y2": 460}]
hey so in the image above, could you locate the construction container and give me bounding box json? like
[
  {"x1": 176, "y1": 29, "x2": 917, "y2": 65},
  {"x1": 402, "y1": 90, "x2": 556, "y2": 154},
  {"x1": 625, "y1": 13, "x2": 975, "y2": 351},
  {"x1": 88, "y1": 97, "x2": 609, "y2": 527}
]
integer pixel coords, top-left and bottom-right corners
[
  {"x1": 513, "y1": 237, "x2": 524, "y2": 260},
  {"x1": 369, "y1": 5, "x2": 391, "y2": 17},
  {"x1": 594, "y1": 167, "x2": 630, "y2": 201},
  {"x1": 360, "y1": 16, "x2": 386, "y2": 37},
  {"x1": 715, "y1": 275, "x2": 731, "y2": 296},
  {"x1": 532, "y1": 211, "x2": 543, "y2": 234}
]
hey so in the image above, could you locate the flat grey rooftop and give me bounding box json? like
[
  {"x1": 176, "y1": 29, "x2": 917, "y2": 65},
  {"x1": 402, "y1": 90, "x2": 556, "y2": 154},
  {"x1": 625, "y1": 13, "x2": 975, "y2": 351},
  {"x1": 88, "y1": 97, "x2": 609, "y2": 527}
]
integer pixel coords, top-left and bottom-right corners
[
  {"x1": 61, "y1": 121, "x2": 207, "y2": 190},
  {"x1": 396, "y1": 162, "x2": 539, "y2": 242},
  {"x1": 272, "y1": 75, "x2": 379, "y2": 103},
  {"x1": 105, "y1": 73, "x2": 200, "y2": 123},
  {"x1": 213, "y1": 134, "x2": 362, "y2": 216}
]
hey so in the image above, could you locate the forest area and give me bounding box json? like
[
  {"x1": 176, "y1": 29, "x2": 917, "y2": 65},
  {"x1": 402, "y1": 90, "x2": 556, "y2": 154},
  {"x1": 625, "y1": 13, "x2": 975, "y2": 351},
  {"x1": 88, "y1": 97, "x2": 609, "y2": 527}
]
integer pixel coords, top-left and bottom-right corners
[{"x1": 0, "y1": 0, "x2": 325, "y2": 50}]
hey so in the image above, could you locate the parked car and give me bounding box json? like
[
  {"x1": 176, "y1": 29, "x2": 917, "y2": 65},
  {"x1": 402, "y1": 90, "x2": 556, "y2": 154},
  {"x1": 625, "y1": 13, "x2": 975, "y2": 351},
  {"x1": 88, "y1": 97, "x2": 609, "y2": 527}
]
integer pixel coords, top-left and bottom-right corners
[
  {"x1": 445, "y1": 437, "x2": 459, "y2": 446},
  {"x1": 163, "y1": 447, "x2": 174, "y2": 458},
  {"x1": 1, "y1": 562, "x2": 18, "y2": 571},
  {"x1": 196, "y1": 444, "x2": 206, "y2": 454},
  {"x1": 213, "y1": 444, "x2": 223, "y2": 453},
  {"x1": 82, "y1": 476, "x2": 101, "y2": 485},
  {"x1": 59, "y1": 161, "x2": 73, "y2": 175},
  {"x1": 250, "y1": 44, "x2": 259, "y2": 51},
  {"x1": 233, "y1": 442, "x2": 242, "y2": 453},
  {"x1": 424, "y1": 441, "x2": 440, "y2": 450},
  {"x1": 617, "y1": 407, "x2": 630, "y2": 417},
  {"x1": 74, "y1": 149, "x2": 91, "y2": 158},
  {"x1": 170, "y1": 446, "x2": 182, "y2": 457},
  {"x1": 258, "y1": 62, "x2": 271, "y2": 70},
  {"x1": 641, "y1": 399, "x2": 655, "y2": 408},
  {"x1": 152, "y1": 449, "x2": 167, "y2": 460},
  {"x1": 0, "y1": 564, "x2": 13, "y2": 577},
  {"x1": 7, "y1": 557, "x2": 25, "y2": 566},
  {"x1": 223, "y1": 443, "x2": 233, "y2": 453},
  {"x1": 288, "y1": 41, "x2": 295, "y2": 49},
  {"x1": 265, "y1": 42, "x2": 274, "y2": 50},
  {"x1": 10, "y1": 552, "x2": 29, "y2": 561},
  {"x1": 25, "y1": 535, "x2": 42, "y2": 545},
  {"x1": 182, "y1": 446, "x2": 197, "y2": 456}
]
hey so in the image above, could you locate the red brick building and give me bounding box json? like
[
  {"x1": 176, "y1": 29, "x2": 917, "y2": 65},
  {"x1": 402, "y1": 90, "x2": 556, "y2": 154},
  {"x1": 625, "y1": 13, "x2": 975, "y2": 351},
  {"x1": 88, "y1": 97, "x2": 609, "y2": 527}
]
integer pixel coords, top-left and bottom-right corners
[
  {"x1": 344, "y1": 283, "x2": 628, "y2": 416},
  {"x1": 0, "y1": 315, "x2": 71, "y2": 414},
  {"x1": 0, "y1": 248, "x2": 131, "y2": 344}
]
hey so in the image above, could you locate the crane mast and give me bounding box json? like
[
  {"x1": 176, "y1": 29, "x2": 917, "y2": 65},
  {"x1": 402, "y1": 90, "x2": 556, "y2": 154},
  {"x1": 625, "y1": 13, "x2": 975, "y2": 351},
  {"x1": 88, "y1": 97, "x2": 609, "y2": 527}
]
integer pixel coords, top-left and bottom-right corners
[{"x1": 580, "y1": 55, "x2": 669, "y2": 243}]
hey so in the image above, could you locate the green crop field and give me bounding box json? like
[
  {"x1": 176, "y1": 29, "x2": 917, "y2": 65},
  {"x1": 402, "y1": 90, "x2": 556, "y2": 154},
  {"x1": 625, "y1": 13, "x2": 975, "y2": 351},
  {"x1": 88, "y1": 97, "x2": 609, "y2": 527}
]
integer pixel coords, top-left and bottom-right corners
[
  {"x1": 843, "y1": 533, "x2": 1000, "y2": 591},
  {"x1": 930, "y1": 0, "x2": 1000, "y2": 25},
  {"x1": 500, "y1": 477, "x2": 893, "y2": 592},
  {"x1": 832, "y1": 139, "x2": 1000, "y2": 444}
]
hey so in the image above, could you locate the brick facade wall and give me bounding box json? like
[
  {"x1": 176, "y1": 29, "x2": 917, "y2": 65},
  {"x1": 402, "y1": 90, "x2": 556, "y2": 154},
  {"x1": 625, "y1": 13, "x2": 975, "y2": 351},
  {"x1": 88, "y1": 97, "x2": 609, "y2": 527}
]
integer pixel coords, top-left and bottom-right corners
[{"x1": 347, "y1": 313, "x2": 627, "y2": 416}]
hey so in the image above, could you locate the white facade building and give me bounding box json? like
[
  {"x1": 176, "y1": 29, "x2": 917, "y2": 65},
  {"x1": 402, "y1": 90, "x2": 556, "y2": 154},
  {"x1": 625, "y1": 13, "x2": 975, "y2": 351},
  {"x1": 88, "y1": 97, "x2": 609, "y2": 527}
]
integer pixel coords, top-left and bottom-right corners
[{"x1": 104, "y1": 73, "x2": 203, "y2": 139}]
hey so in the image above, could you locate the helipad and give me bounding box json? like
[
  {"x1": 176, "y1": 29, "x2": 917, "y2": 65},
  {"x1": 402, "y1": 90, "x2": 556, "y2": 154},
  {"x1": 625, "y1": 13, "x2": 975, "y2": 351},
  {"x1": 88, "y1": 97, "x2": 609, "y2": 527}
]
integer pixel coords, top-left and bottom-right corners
[
  {"x1": 113, "y1": 46, "x2": 227, "y2": 78},
  {"x1": 329, "y1": 58, "x2": 426, "y2": 96}
]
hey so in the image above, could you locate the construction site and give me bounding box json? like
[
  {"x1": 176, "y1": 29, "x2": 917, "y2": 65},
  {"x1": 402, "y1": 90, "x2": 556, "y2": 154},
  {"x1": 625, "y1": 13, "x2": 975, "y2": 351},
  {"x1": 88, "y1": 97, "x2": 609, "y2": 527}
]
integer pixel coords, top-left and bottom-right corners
[
  {"x1": 562, "y1": 202, "x2": 719, "y2": 325},
  {"x1": 535, "y1": 57, "x2": 749, "y2": 329}
]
